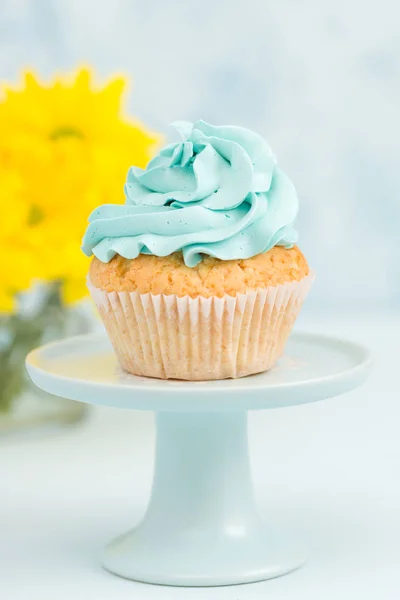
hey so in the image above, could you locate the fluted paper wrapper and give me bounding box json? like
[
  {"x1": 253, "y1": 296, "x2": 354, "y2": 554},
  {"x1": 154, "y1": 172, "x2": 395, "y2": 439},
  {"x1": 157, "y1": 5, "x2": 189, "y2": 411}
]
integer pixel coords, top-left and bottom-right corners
[{"x1": 87, "y1": 274, "x2": 314, "y2": 380}]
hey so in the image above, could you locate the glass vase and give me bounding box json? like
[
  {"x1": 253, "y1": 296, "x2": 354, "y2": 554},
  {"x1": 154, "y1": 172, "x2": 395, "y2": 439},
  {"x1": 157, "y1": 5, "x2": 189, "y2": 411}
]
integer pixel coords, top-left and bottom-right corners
[{"x1": 0, "y1": 282, "x2": 93, "y2": 435}]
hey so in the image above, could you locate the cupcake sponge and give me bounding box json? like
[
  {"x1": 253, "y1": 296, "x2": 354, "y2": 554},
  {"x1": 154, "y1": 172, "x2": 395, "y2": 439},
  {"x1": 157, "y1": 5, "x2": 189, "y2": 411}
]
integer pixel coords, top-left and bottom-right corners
[{"x1": 90, "y1": 246, "x2": 309, "y2": 298}]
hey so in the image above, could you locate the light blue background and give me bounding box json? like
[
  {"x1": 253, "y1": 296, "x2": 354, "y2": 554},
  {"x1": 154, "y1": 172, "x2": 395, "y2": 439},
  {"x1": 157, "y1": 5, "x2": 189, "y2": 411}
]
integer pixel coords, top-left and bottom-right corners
[{"x1": 1, "y1": 0, "x2": 398, "y2": 310}]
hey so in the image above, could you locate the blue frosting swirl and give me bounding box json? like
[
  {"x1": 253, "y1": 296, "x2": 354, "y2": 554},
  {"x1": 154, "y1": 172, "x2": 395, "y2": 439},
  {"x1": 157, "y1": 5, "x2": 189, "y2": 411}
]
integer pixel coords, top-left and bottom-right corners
[{"x1": 82, "y1": 120, "x2": 299, "y2": 267}]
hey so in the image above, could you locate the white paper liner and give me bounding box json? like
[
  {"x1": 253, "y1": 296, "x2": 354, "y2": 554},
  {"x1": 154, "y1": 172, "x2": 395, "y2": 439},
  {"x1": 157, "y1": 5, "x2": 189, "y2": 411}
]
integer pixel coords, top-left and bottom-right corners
[{"x1": 87, "y1": 274, "x2": 314, "y2": 380}]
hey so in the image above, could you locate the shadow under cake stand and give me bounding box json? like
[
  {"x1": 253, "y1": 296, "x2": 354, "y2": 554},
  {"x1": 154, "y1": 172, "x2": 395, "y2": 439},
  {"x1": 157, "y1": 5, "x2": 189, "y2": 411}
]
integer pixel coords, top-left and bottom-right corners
[{"x1": 26, "y1": 332, "x2": 371, "y2": 587}]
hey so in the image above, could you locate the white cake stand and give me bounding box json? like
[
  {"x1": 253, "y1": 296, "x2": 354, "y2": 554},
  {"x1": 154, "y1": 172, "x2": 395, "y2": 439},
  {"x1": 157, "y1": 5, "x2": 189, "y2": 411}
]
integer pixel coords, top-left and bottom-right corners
[{"x1": 26, "y1": 332, "x2": 371, "y2": 587}]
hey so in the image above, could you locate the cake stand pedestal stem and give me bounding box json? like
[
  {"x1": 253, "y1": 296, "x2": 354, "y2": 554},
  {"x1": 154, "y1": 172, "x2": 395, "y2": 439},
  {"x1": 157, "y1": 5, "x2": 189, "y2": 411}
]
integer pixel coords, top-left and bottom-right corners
[
  {"x1": 102, "y1": 410, "x2": 305, "y2": 586},
  {"x1": 148, "y1": 411, "x2": 260, "y2": 531}
]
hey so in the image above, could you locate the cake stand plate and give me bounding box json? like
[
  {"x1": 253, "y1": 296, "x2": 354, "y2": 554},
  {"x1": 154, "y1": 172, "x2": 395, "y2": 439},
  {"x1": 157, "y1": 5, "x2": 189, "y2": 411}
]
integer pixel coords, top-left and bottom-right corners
[{"x1": 26, "y1": 332, "x2": 371, "y2": 587}]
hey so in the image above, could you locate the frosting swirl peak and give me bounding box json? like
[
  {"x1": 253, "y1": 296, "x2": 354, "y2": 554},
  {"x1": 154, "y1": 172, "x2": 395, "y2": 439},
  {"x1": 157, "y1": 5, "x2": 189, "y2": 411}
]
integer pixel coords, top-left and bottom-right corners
[{"x1": 82, "y1": 120, "x2": 299, "y2": 266}]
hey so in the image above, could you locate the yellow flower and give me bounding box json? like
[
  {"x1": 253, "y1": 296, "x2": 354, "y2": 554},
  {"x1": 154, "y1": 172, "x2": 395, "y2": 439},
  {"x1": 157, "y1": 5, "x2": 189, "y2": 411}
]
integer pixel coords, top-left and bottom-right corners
[{"x1": 0, "y1": 68, "x2": 160, "y2": 313}]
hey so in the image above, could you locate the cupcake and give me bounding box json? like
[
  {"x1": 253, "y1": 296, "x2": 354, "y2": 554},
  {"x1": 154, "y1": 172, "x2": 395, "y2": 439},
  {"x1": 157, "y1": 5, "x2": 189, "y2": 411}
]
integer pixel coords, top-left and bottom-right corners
[{"x1": 82, "y1": 120, "x2": 313, "y2": 380}]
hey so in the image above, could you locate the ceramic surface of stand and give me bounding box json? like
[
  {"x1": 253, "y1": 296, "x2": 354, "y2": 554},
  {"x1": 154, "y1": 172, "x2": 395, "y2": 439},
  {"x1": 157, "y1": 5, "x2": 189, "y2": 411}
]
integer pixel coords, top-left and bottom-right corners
[{"x1": 26, "y1": 333, "x2": 371, "y2": 587}]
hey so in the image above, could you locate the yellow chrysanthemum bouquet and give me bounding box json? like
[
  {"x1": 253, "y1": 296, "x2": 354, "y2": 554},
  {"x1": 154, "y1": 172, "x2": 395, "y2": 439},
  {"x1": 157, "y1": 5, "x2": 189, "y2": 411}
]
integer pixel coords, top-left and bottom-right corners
[{"x1": 0, "y1": 68, "x2": 158, "y2": 413}]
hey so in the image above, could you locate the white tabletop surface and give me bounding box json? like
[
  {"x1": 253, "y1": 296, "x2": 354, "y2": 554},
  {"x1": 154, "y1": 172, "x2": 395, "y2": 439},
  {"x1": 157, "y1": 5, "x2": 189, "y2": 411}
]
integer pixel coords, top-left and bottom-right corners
[{"x1": 1, "y1": 312, "x2": 399, "y2": 600}]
